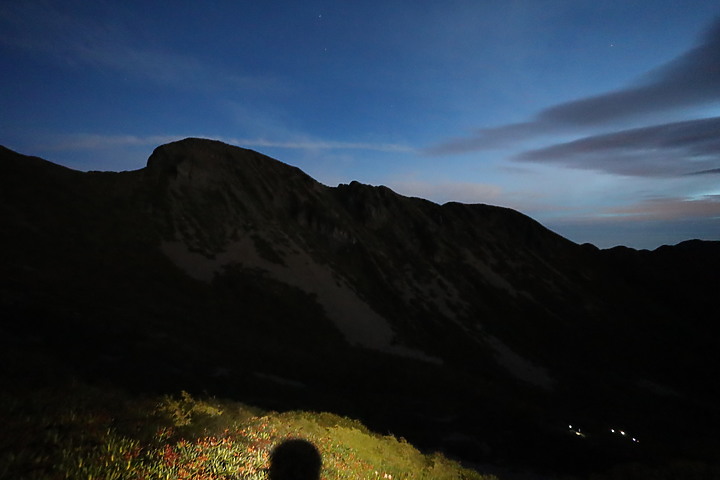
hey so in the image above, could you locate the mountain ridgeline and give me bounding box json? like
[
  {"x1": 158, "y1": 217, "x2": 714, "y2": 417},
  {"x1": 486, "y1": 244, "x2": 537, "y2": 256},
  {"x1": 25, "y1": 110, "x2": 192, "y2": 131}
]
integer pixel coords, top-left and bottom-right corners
[{"x1": 1, "y1": 138, "x2": 718, "y2": 476}]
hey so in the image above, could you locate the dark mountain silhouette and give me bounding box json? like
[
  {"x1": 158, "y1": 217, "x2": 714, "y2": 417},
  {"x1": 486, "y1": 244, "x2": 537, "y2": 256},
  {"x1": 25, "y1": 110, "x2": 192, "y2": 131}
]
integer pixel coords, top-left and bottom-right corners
[{"x1": 1, "y1": 138, "x2": 718, "y2": 476}]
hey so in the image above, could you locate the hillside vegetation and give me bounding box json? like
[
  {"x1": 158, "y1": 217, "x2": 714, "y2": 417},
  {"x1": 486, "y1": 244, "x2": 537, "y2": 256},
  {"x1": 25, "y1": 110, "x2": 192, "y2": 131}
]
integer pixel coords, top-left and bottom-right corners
[
  {"x1": 3, "y1": 381, "x2": 719, "y2": 480},
  {"x1": 0, "y1": 382, "x2": 493, "y2": 480}
]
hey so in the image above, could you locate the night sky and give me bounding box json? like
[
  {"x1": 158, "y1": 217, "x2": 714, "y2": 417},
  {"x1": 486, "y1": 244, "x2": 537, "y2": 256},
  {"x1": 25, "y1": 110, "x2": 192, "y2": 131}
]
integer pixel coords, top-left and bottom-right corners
[{"x1": 2, "y1": 1, "x2": 719, "y2": 249}]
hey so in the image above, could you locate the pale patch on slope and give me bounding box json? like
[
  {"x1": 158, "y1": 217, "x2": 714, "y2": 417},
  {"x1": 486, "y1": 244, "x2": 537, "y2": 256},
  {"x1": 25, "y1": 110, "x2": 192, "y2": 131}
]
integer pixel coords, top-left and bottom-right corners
[
  {"x1": 461, "y1": 249, "x2": 518, "y2": 296},
  {"x1": 485, "y1": 335, "x2": 555, "y2": 390},
  {"x1": 161, "y1": 236, "x2": 439, "y2": 362}
]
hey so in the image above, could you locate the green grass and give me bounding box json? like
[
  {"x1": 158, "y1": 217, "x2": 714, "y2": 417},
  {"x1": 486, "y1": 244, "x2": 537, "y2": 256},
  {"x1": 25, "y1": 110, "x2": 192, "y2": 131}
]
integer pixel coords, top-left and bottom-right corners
[{"x1": 0, "y1": 384, "x2": 495, "y2": 480}]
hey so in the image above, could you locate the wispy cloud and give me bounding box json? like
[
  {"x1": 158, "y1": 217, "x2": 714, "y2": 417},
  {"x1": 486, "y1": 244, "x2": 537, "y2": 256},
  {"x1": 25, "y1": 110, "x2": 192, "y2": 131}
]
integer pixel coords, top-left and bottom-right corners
[
  {"x1": 515, "y1": 117, "x2": 720, "y2": 177},
  {"x1": 600, "y1": 195, "x2": 720, "y2": 222},
  {"x1": 224, "y1": 137, "x2": 415, "y2": 153},
  {"x1": 37, "y1": 134, "x2": 183, "y2": 151},
  {"x1": 543, "y1": 194, "x2": 720, "y2": 224},
  {"x1": 428, "y1": 17, "x2": 720, "y2": 154},
  {"x1": 35, "y1": 133, "x2": 415, "y2": 154},
  {"x1": 689, "y1": 168, "x2": 720, "y2": 176},
  {"x1": 387, "y1": 179, "x2": 502, "y2": 204},
  {"x1": 543, "y1": 194, "x2": 720, "y2": 248},
  {"x1": 0, "y1": 2, "x2": 279, "y2": 93}
]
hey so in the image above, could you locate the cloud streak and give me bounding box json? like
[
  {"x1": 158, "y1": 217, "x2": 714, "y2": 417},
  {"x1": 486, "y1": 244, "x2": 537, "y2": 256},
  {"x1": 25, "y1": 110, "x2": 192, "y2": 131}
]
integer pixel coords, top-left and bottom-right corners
[
  {"x1": 38, "y1": 134, "x2": 183, "y2": 152},
  {"x1": 0, "y1": 2, "x2": 278, "y2": 94},
  {"x1": 224, "y1": 138, "x2": 415, "y2": 153},
  {"x1": 387, "y1": 179, "x2": 502, "y2": 204},
  {"x1": 36, "y1": 133, "x2": 415, "y2": 154},
  {"x1": 601, "y1": 195, "x2": 720, "y2": 222},
  {"x1": 428, "y1": 17, "x2": 720, "y2": 154},
  {"x1": 516, "y1": 116, "x2": 720, "y2": 177},
  {"x1": 543, "y1": 194, "x2": 720, "y2": 249}
]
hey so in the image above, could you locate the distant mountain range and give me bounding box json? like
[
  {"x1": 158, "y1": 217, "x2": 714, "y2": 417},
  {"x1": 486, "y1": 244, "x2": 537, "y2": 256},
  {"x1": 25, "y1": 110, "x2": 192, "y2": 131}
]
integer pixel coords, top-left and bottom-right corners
[{"x1": 1, "y1": 138, "x2": 718, "y2": 476}]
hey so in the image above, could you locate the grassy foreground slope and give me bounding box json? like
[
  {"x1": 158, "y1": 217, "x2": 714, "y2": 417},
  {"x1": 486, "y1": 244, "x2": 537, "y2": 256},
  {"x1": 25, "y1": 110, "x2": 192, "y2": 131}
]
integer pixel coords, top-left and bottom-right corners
[{"x1": 0, "y1": 383, "x2": 494, "y2": 480}]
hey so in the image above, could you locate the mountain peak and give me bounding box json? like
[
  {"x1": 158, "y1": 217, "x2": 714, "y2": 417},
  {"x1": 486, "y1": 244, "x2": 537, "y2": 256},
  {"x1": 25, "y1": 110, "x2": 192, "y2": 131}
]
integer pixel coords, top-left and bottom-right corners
[
  {"x1": 145, "y1": 138, "x2": 322, "y2": 201},
  {"x1": 147, "y1": 138, "x2": 294, "y2": 179}
]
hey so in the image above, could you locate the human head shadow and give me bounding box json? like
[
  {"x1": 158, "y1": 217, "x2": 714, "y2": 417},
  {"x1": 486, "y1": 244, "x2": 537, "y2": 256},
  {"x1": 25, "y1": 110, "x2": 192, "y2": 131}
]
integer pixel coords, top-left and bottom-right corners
[{"x1": 268, "y1": 438, "x2": 322, "y2": 480}]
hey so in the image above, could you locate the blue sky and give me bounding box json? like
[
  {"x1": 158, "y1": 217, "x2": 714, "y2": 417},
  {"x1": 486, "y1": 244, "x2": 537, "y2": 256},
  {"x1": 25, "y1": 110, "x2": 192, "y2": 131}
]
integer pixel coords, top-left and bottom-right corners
[{"x1": 1, "y1": 0, "x2": 719, "y2": 249}]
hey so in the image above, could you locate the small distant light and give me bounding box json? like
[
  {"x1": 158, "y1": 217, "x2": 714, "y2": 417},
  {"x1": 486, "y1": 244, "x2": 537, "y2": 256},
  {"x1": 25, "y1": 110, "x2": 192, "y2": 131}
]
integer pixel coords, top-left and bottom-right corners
[
  {"x1": 568, "y1": 425, "x2": 572, "y2": 429},
  {"x1": 575, "y1": 431, "x2": 581, "y2": 436},
  {"x1": 632, "y1": 438, "x2": 638, "y2": 442},
  {"x1": 620, "y1": 431, "x2": 626, "y2": 436},
  {"x1": 610, "y1": 429, "x2": 615, "y2": 433}
]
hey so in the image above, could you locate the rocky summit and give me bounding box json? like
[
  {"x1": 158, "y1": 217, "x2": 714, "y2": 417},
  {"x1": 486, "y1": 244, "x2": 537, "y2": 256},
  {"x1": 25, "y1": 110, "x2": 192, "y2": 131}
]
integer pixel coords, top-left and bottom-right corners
[{"x1": 1, "y1": 138, "x2": 719, "y2": 476}]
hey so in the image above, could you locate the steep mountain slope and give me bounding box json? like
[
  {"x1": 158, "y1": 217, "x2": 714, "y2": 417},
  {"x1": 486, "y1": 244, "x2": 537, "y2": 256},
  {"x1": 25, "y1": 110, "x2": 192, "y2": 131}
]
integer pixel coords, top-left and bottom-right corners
[{"x1": 1, "y1": 138, "x2": 718, "y2": 476}]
